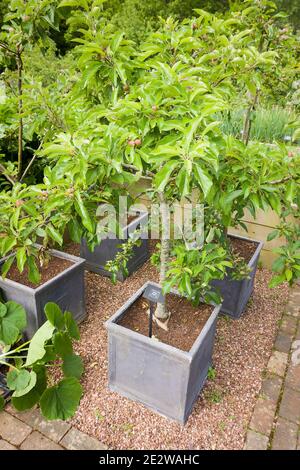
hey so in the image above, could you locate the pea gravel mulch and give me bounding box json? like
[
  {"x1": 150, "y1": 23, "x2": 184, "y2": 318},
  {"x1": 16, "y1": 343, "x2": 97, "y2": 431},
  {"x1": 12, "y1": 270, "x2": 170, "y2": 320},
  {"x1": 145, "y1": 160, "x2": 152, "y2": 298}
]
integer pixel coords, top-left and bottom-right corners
[{"x1": 66, "y1": 244, "x2": 289, "y2": 450}]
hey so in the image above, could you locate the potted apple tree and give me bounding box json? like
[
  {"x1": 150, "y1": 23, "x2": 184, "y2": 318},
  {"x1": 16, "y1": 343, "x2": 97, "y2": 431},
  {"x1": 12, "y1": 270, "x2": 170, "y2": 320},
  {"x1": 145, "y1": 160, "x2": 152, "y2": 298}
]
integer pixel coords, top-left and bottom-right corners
[{"x1": 103, "y1": 15, "x2": 244, "y2": 423}]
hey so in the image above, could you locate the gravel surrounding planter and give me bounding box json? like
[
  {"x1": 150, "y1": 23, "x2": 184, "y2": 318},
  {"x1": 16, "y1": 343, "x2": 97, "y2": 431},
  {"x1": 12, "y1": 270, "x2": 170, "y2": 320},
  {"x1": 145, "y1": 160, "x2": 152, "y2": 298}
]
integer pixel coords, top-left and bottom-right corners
[
  {"x1": 0, "y1": 249, "x2": 86, "y2": 339},
  {"x1": 106, "y1": 281, "x2": 221, "y2": 424},
  {"x1": 81, "y1": 211, "x2": 149, "y2": 281},
  {"x1": 66, "y1": 248, "x2": 288, "y2": 450},
  {"x1": 211, "y1": 234, "x2": 263, "y2": 319}
]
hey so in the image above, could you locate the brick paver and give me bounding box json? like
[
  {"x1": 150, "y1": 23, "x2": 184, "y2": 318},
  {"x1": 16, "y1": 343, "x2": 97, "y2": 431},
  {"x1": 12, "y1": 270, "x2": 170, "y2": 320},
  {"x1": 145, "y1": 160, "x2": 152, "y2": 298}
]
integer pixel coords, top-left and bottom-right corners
[
  {"x1": 244, "y1": 430, "x2": 268, "y2": 450},
  {"x1": 0, "y1": 439, "x2": 17, "y2": 450},
  {"x1": 60, "y1": 428, "x2": 108, "y2": 450},
  {"x1": 249, "y1": 397, "x2": 276, "y2": 435},
  {"x1": 267, "y1": 350, "x2": 288, "y2": 377},
  {"x1": 260, "y1": 374, "x2": 282, "y2": 404},
  {"x1": 0, "y1": 411, "x2": 32, "y2": 446},
  {"x1": 0, "y1": 407, "x2": 107, "y2": 450},
  {"x1": 278, "y1": 388, "x2": 300, "y2": 424},
  {"x1": 272, "y1": 418, "x2": 298, "y2": 450},
  {"x1": 20, "y1": 431, "x2": 63, "y2": 450},
  {"x1": 245, "y1": 284, "x2": 300, "y2": 450}
]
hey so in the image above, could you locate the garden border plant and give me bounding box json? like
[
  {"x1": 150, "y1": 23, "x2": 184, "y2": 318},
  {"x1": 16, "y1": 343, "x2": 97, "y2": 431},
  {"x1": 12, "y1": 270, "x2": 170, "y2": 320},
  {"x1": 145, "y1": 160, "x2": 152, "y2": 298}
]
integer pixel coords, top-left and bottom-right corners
[{"x1": 0, "y1": 300, "x2": 83, "y2": 420}]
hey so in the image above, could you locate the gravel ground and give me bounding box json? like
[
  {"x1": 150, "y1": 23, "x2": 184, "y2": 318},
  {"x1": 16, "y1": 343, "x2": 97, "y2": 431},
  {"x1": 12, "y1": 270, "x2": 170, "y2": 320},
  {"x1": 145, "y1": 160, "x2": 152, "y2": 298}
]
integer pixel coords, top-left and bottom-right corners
[{"x1": 67, "y1": 245, "x2": 289, "y2": 450}]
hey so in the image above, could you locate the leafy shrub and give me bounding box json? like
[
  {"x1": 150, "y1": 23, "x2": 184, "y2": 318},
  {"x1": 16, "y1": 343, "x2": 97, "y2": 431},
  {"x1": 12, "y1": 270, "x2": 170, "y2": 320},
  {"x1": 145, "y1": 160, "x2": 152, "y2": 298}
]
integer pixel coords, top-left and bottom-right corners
[{"x1": 0, "y1": 301, "x2": 83, "y2": 420}]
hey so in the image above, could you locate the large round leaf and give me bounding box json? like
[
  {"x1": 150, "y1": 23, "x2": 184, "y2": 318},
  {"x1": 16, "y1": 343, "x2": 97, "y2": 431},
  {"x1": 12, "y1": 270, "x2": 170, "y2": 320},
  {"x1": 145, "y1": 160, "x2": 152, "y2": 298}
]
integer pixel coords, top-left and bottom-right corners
[
  {"x1": 62, "y1": 353, "x2": 84, "y2": 379},
  {"x1": 12, "y1": 371, "x2": 37, "y2": 398},
  {"x1": 53, "y1": 332, "x2": 72, "y2": 357},
  {"x1": 7, "y1": 369, "x2": 31, "y2": 391},
  {"x1": 12, "y1": 366, "x2": 47, "y2": 411},
  {"x1": 0, "y1": 301, "x2": 27, "y2": 345},
  {"x1": 40, "y1": 377, "x2": 83, "y2": 421}
]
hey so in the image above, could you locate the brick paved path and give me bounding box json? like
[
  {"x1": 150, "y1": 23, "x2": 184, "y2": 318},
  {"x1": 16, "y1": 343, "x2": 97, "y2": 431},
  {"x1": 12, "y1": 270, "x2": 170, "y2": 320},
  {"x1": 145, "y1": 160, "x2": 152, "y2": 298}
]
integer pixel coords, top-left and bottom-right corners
[
  {"x1": 245, "y1": 283, "x2": 300, "y2": 450},
  {"x1": 0, "y1": 406, "x2": 107, "y2": 450}
]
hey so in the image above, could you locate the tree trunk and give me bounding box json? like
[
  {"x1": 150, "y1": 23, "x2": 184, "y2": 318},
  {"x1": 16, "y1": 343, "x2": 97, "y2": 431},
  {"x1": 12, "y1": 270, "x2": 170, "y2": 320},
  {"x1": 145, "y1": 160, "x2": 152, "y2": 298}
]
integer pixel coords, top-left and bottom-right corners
[
  {"x1": 155, "y1": 192, "x2": 170, "y2": 321},
  {"x1": 16, "y1": 44, "x2": 23, "y2": 180},
  {"x1": 242, "y1": 89, "x2": 259, "y2": 146}
]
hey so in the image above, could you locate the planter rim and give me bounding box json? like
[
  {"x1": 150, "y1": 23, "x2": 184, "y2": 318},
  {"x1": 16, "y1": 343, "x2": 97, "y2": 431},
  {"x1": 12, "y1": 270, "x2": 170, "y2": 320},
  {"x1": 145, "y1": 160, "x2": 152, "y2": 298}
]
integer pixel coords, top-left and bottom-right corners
[
  {"x1": 105, "y1": 280, "x2": 221, "y2": 360},
  {"x1": 0, "y1": 248, "x2": 85, "y2": 293},
  {"x1": 93, "y1": 210, "x2": 148, "y2": 241},
  {"x1": 227, "y1": 232, "x2": 264, "y2": 268}
]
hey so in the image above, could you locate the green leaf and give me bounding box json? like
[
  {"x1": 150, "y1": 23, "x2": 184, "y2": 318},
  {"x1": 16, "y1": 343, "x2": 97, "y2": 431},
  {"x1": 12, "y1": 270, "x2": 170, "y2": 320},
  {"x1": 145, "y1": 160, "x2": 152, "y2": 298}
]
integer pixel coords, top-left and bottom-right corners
[
  {"x1": 0, "y1": 303, "x2": 7, "y2": 318},
  {"x1": 194, "y1": 165, "x2": 213, "y2": 198},
  {"x1": 154, "y1": 160, "x2": 178, "y2": 192},
  {"x1": 75, "y1": 192, "x2": 93, "y2": 233},
  {"x1": 12, "y1": 366, "x2": 47, "y2": 411},
  {"x1": 40, "y1": 377, "x2": 83, "y2": 421},
  {"x1": 53, "y1": 332, "x2": 73, "y2": 357},
  {"x1": 16, "y1": 247, "x2": 27, "y2": 273},
  {"x1": 64, "y1": 311, "x2": 80, "y2": 340},
  {"x1": 62, "y1": 353, "x2": 84, "y2": 379},
  {"x1": 25, "y1": 321, "x2": 55, "y2": 366},
  {"x1": 7, "y1": 369, "x2": 31, "y2": 392},
  {"x1": 12, "y1": 371, "x2": 37, "y2": 398},
  {"x1": 269, "y1": 273, "x2": 286, "y2": 288},
  {"x1": 27, "y1": 256, "x2": 41, "y2": 285},
  {"x1": 0, "y1": 301, "x2": 26, "y2": 345},
  {"x1": 47, "y1": 225, "x2": 63, "y2": 246},
  {"x1": 1, "y1": 256, "x2": 15, "y2": 278},
  {"x1": 68, "y1": 218, "x2": 82, "y2": 244},
  {"x1": 267, "y1": 230, "x2": 278, "y2": 242},
  {"x1": 44, "y1": 303, "x2": 64, "y2": 330}
]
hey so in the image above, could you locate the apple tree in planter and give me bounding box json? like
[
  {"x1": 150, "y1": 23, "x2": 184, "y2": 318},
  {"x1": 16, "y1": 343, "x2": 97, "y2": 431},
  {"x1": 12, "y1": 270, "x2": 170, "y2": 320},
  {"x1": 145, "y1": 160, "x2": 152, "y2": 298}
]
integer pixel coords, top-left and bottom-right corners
[
  {"x1": 104, "y1": 11, "x2": 272, "y2": 422},
  {"x1": 0, "y1": 300, "x2": 83, "y2": 420},
  {"x1": 102, "y1": 9, "x2": 299, "y2": 318}
]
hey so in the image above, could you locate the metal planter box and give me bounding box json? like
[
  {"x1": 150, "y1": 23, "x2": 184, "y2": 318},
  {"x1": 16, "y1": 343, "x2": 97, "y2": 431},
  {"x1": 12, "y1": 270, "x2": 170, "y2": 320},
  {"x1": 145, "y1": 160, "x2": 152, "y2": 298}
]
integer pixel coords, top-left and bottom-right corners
[
  {"x1": 0, "y1": 249, "x2": 86, "y2": 339},
  {"x1": 80, "y1": 211, "x2": 149, "y2": 281},
  {"x1": 211, "y1": 234, "x2": 263, "y2": 319},
  {"x1": 105, "y1": 281, "x2": 221, "y2": 424}
]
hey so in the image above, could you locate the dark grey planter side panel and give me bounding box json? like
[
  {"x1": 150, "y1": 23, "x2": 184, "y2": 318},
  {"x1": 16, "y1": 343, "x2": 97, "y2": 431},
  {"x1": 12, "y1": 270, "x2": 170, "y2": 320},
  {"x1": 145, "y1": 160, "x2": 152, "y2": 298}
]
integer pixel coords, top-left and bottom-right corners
[
  {"x1": 0, "y1": 249, "x2": 86, "y2": 339},
  {"x1": 81, "y1": 212, "x2": 149, "y2": 281},
  {"x1": 106, "y1": 281, "x2": 220, "y2": 424},
  {"x1": 185, "y1": 315, "x2": 218, "y2": 417},
  {"x1": 211, "y1": 234, "x2": 263, "y2": 319}
]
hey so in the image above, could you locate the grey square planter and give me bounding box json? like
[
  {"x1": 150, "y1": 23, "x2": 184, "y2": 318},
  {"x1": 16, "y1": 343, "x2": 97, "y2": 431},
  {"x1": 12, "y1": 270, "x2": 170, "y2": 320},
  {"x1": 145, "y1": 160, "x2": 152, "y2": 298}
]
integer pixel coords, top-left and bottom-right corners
[
  {"x1": 211, "y1": 234, "x2": 263, "y2": 319},
  {"x1": 80, "y1": 211, "x2": 149, "y2": 281},
  {"x1": 105, "y1": 281, "x2": 221, "y2": 424},
  {"x1": 0, "y1": 249, "x2": 86, "y2": 339}
]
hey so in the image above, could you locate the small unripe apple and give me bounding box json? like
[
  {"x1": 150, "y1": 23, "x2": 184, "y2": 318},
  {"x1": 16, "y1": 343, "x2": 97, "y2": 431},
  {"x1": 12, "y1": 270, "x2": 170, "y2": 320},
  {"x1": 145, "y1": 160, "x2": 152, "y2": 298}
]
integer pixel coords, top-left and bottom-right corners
[
  {"x1": 16, "y1": 199, "x2": 24, "y2": 207},
  {"x1": 192, "y1": 23, "x2": 197, "y2": 30},
  {"x1": 22, "y1": 15, "x2": 31, "y2": 22},
  {"x1": 128, "y1": 140, "x2": 136, "y2": 147},
  {"x1": 152, "y1": 105, "x2": 158, "y2": 112},
  {"x1": 134, "y1": 138, "x2": 142, "y2": 146},
  {"x1": 288, "y1": 151, "x2": 294, "y2": 158},
  {"x1": 123, "y1": 83, "x2": 129, "y2": 92}
]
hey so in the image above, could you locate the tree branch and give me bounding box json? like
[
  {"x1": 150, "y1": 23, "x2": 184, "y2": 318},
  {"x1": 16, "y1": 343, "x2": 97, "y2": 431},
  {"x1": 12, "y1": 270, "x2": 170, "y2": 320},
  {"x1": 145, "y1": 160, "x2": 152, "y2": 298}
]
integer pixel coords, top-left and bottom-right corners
[{"x1": 0, "y1": 164, "x2": 16, "y2": 185}]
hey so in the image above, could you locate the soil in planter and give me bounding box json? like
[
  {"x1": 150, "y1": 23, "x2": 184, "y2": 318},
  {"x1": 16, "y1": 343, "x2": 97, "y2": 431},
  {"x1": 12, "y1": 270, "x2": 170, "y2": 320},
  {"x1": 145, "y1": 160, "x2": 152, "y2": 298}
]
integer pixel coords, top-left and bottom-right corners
[
  {"x1": 229, "y1": 236, "x2": 258, "y2": 263},
  {"x1": 118, "y1": 294, "x2": 213, "y2": 352},
  {"x1": 6, "y1": 256, "x2": 72, "y2": 289}
]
